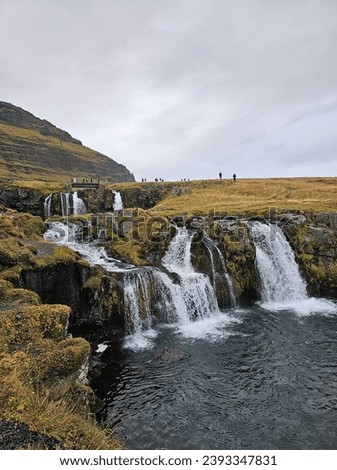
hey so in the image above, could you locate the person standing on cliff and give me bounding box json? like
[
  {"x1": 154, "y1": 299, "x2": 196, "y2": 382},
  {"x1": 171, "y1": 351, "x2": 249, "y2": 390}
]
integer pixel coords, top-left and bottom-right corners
[
  {"x1": 233, "y1": 173, "x2": 236, "y2": 182},
  {"x1": 219, "y1": 172, "x2": 222, "y2": 180}
]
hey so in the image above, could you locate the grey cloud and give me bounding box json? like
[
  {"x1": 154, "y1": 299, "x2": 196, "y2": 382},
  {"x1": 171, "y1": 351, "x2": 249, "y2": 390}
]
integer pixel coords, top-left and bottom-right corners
[{"x1": 1, "y1": 0, "x2": 337, "y2": 180}]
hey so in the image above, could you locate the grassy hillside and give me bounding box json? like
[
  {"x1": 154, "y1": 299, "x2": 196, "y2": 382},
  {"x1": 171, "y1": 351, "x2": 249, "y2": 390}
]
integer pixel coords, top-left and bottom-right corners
[
  {"x1": 0, "y1": 102, "x2": 134, "y2": 184},
  {"x1": 111, "y1": 177, "x2": 337, "y2": 216}
]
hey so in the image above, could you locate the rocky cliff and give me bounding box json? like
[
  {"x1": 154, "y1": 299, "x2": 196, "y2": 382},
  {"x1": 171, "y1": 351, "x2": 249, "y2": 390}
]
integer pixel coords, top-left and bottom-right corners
[{"x1": 0, "y1": 102, "x2": 134, "y2": 183}]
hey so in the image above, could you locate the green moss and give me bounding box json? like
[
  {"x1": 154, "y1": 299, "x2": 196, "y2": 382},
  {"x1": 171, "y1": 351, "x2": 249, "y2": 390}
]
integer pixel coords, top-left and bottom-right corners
[
  {"x1": 0, "y1": 304, "x2": 69, "y2": 353},
  {"x1": 12, "y1": 213, "x2": 44, "y2": 240},
  {"x1": 35, "y1": 337, "x2": 90, "y2": 384},
  {"x1": 35, "y1": 246, "x2": 78, "y2": 268},
  {"x1": 0, "y1": 238, "x2": 22, "y2": 266},
  {"x1": 83, "y1": 273, "x2": 102, "y2": 290},
  {"x1": 0, "y1": 212, "x2": 44, "y2": 241},
  {"x1": 326, "y1": 263, "x2": 337, "y2": 288},
  {"x1": 106, "y1": 238, "x2": 148, "y2": 266},
  {"x1": 0, "y1": 280, "x2": 40, "y2": 311}
]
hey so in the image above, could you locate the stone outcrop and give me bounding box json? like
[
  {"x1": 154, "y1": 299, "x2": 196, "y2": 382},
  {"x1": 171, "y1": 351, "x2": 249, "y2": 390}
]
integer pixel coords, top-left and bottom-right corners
[
  {"x1": 0, "y1": 101, "x2": 134, "y2": 183},
  {"x1": 0, "y1": 185, "x2": 46, "y2": 216},
  {"x1": 277, "y1": 212, "x2": 337, "y2": 297}
]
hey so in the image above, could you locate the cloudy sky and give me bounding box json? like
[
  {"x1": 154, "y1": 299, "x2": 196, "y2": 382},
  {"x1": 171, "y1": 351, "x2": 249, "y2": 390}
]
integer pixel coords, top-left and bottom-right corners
[{"x1": 1, "y1": 0, "x2": 337, "y2": 181}]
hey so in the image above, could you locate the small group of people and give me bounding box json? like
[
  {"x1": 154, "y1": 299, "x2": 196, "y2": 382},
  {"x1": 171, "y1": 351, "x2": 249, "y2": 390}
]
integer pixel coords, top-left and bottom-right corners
[
  {"x1": 219, "y1": 172, "x2": 236, "y2": 182},
  {"x1": 81, "y1": 178, "x2": 99, "y2": 184},
  {"x1": 142, "y1": 177, "x2": 165, "y2": 182}
]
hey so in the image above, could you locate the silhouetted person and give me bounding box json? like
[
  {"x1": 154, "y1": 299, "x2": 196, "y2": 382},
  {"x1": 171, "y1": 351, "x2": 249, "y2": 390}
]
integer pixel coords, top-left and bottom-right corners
[
  {"x1": 233, "y1": 173, "x2": 236, "y2": 182},
  {"x1": 219, "y1": 172, "x2": 222, "y2": 180}
]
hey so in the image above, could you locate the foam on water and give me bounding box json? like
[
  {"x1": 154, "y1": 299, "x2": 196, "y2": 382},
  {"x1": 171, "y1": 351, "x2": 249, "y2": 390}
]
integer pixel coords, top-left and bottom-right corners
[
  {"x1": 177, "y1": 312, "x2": 238, "y2": 341},
  {"x1": 96, "y1": 343, "x2": 109, "y2": 354},
  {"x1": 123, "y1": 329, "x2": 158, "y2": 352},
  {"x1": 260, "y1": 297, "x2": 337, "y2": 316}
]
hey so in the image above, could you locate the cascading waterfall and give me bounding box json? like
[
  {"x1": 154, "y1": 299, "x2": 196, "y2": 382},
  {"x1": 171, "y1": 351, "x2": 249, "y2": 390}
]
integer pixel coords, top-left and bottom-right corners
[
  {"x1": 162, "y1": 228, "x2": 219, "y2": 320},
  {"x1": 113, "y1": 191, "x2": 123, "y2": 211},
  {"x1": 251, "y1": 222, "x2": 307, "y2": 303},
  {"x1": 44, "y1": 221, "x2": 128, "y2": 272},
  {"x1": 59, "y1": 192, "x2": 86, "y2": 216},
  {"x1": 123, "y1": 269, "x2": 190, "y2": 333},
  {"x1": 60, "y1": 192, "x2": 71, "y2": 217},
  {"x1": 44, "y1": 222, "x2": 233, "y2": 349},
  {"x1": 73, "y1": 191, "x2": 86, "y2": 215},
  {"x1": 44, "y1": 193, "x2": 52, "y2": 219},
  {"x1": 203, "y1": 233, "x2": 236, "y2": 307}
]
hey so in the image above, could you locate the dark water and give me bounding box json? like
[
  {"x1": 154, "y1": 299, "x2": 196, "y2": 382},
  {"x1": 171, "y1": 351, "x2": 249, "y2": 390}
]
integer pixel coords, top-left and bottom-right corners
[{"x1": 93, "y1": 302, "x2": 337, "y2": 449}]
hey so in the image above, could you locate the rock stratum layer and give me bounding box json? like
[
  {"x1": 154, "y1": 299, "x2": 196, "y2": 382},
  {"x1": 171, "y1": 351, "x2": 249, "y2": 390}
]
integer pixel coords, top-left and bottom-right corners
[{"x1": 0, "y1": 102, "x2": 134, "y2": 183}]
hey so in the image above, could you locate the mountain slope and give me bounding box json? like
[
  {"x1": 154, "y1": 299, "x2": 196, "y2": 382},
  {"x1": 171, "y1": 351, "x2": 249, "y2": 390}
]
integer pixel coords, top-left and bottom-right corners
[{"x1": 0, "y1": 102, "x2": 134, "y2": 183}]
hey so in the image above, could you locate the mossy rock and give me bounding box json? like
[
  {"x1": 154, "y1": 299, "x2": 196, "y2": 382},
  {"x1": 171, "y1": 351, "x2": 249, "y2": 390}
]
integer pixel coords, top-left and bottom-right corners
[
  {"x1": 0, "y1": 304, "x2": 71, "y2": 353},
  {"x1": 34, "y1": 337, "x2": 90, "y2": 384}
]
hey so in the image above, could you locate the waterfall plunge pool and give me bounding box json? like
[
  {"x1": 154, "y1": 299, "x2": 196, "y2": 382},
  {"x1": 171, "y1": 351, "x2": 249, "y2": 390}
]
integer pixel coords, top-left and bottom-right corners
[
  {"x1": 87, "y1": 299, "x2": 337, "y2": 450},
  {"x1": 46, "y1": 220, "x2": 337, "y2": 449}
]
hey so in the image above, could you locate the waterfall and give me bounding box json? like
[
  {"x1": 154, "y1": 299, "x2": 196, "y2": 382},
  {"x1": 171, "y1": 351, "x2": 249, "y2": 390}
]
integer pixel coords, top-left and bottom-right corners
[
  {"x1": 44, "y1": 221, "x2": 77, "y2": 244},
  {"x1": 203, "y1": 234, "x2": 236, "y2": 307},
  {"x1": 59, "y1": 192, "x2": 86, "y2": 216},
  {"x1": 123, "y1": 268, "x2": 191, "y2": 345},
  {"x1": 44, "y1": 221, "x2": 129, "y2": 272},
  {"x1": 60, "y1": 192, "x2": 71, "y2": 217},
  {"x1": 44, "y1": 193, "x2": 52, "y2": 219},
  {"x1": 251, "y1": 222, "x2": 307, "y2": 303},
  {"x1": 113, "y1": 191, "x2": 123, "y2": 211},
  {"x1": 73, "y1": 191, "x2": 86, "y2": 215},
  {"x1": 44, "y1": 222, "x2": 232, "y2": 349},
  {"x1": 162, "y1": 228, "x2": 219, "y2": 320}
]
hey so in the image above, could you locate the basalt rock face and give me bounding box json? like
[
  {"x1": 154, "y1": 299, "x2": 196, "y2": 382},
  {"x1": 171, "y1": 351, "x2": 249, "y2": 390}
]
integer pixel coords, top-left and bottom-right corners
[
  {"x1": 80, "y1": 185, "x2": 171, "y2": 213},
  {"x1": 0, "y1": 185, "x2": 45, "y2": 216},
  {"x1": 20, "y1": 263, "x2": 125, "y2": 328},
  {"x1": 0, "y1": 102, "x2": 135, "y2": 183},
  {"x1": 278, "y1": 212, "x2": 337, "y2": 297},
  {"x1": 188, "y1": 217, "x2": 258, "y2": 305}
]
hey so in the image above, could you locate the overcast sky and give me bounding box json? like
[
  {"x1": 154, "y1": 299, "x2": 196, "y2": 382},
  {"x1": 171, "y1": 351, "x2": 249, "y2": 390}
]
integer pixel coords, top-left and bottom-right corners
[{"x1": 1, "y1": 0, "x2": 337, "y2": 181}]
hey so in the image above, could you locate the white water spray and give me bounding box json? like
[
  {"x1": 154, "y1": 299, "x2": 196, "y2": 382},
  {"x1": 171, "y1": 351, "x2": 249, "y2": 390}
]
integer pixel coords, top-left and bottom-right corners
[
  {"x1": 251, "y1": 222, "x2": 307, "y2": 303},
  {"x1": 162, "y1": 228, "x2": 219, "y2": 320},
  {"x1": 73, "y1": 192, "x2": 86, "y2": 215},
  {"x1": 113, "y1": 191, "x2": 123, "y2": 211},
  {"x1": 251, "y1": 222, "x2": 336, "y2": 315},
  {"x1": 44, "y1": 193, "x2": 52, "y2": 219},
  {"x1": 203, "y1": 233, "x2": 236, "y2": 307}
]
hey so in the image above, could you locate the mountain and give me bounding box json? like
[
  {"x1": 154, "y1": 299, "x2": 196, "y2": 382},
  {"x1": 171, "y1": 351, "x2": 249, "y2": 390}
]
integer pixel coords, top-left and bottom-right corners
[{"x1": 0, "y1": 102, "x2": 135, "y2": 183}]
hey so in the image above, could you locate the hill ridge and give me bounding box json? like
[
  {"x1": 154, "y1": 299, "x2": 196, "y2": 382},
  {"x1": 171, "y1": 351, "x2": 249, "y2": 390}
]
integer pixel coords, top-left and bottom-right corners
[{"x1": 0, "y1": 101, "x2": 134, "y2": 183}]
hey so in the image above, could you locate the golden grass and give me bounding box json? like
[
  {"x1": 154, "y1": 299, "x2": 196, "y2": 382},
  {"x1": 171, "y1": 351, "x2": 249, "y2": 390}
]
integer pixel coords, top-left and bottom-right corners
[
  {"x1": 22, "y1": 395, "x2": 122, "y2": 450},
  {"x1": 0, "y1": 304, "x2": 121, "y2": 449},
  {"x1": 9, "y1": 180, "x2": 65, "y2": 194},
  {"x1": 142, "y1": 177, "x2": 337, "y2": 216}
]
